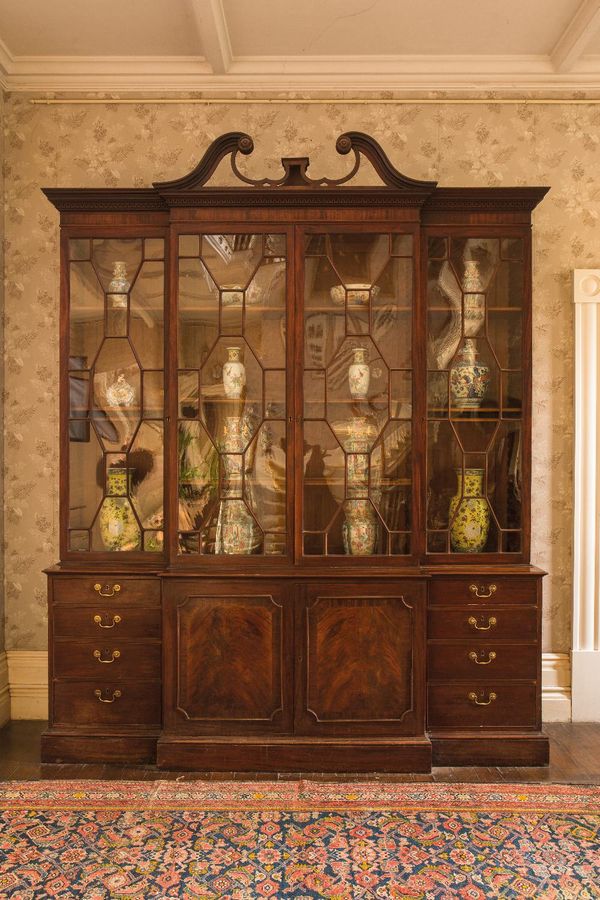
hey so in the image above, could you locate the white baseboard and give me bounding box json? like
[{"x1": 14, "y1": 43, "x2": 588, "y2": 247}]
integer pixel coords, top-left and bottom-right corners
[
  {"x1": 571, "y1": 650, "x2": 600, "y2": 721},
  {"x1": 541, "y1": 652, "x2": 572, "y2": 722},
  {"x1": 2, "y1": 649, "x2": 573, "y2": 723},
  {"x1": 6, "y1": 651, "x2": 48, "y2": 720},
  {"x1": 0, "y1": 652, "x2": 10, "y2": 727}
]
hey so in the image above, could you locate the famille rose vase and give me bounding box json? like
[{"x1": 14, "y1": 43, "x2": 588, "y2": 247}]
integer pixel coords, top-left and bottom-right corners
[
  {"x1": 99, "y1": 467, "x2": 141, "y2": 552},
  {"x1": 450, "y1": 339, "x2": 490, "y2": 409},
  {"x1": 449, "y1": 467, "x2": 490, "y2": 553},
  {"x1": 343, "y1": 499, "x2": 377, "y2": 556},
  {"x1": 215, "y1": 499, "x2": 256, "y2": 555},
  {"x1": 107, "y1": 261, "x2": 130, "y2": 309},
  {"x1": 223, "y1": 346, "x2": 246, "y2": 399},
  {"x1": 348, "y1": 347, "x2": 370, "y2": 400}
]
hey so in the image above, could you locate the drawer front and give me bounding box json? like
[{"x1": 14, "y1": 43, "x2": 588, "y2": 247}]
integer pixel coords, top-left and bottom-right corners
[
  {"x1": 53, "y1": 606, "x2": 161, "y2": 640},
  {"x1": 53, "y1": 641, "x2": 161, "y2": 680},
  {"x1": 428, "y1": 642, "x2": 538, "y2": 680},
  {"x1": 428, "y1": 682, "x2": 537, "y2": 728},
  {"x1": 52, "y1": 681, "x2": 161, "y2": 726},
  {"x1": 51, "y1": 576, "x2": 160, "y2": 606},
  {"x1": 429, "y1": 577, "x2": 538, "y2": 606},
  {"x1": 428, "y1": 607, "x2": 537, "y2": 641}
]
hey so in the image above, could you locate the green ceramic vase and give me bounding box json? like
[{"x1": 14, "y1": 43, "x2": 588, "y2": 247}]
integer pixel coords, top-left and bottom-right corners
[
  {"x1": 449, "y1": 467, "x2": 490, "y2": 553},
  {"x1": 99, "y1": 467, "x2": 141, "y2": 552}
]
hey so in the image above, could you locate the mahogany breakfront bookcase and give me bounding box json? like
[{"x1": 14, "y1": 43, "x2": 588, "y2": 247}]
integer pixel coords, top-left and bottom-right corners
[{"x1": 42, "y1": 132, "x2": 549, "y2": 772}]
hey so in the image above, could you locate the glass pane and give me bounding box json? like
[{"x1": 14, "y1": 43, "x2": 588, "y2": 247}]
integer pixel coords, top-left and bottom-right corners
[
  {"x1": 178, "y1": 233, "x2": 287, "y2": 556},
  {"x1": 426, "y1": 234, "x2": 524, "y2": 555},
  {"x1": 68, "y1": 236, "x2": 165, "y2": 554},
  {"x1": 303, "y1": 232, "x2": 413, "y2": 556}
]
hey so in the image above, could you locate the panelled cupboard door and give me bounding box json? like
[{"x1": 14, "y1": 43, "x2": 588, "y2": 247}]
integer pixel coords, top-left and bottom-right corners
[
  {"x1": 162, "y1": 580, "x2": 293, "y2": 735},
  {"x1": 295, "y1": 581, "x2": 426, "y2": 736}
]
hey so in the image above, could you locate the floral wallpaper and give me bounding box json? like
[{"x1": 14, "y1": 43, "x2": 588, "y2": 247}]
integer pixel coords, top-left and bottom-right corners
[
  {"x1": 3, "y1": 93, "x2": 592, "y2": 652},
  {"x1": 0, "y1": 90, "x2": 5, "y2": 653}
]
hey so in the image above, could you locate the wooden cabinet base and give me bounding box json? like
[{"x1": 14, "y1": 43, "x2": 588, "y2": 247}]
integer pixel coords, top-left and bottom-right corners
[
  {"x1": 41, "y1": 729, "x2": 159, "y2": 764},
  {"x1": 157, "y1": 736, "x2": 433, "y2": 773},
  {"x1": 430, "y1": 731, "x2": 549, "y2": 766}
]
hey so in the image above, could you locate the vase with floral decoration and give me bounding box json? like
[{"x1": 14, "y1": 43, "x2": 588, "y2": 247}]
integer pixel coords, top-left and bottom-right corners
[
  {"x1": 343, "y1": 499, "x2": 377, "y2": 556},
  {"x1": 450, "y1": 339, "x2": 490, "y2": 409},
  {"x1": 223, "y1": 346, "x2": 246, "y2": 399},
  {"x1": 215, "y1": 499, "x2": 256, "y2": 554},
  {"x1": 449, "y1": 467, "x2": 490, "y2": 553},
  {"x1": 107, "y1": 261, "x2": 130, "y2": 309},
  {"x1": 99, "y1": 467, "x2": 141, "y2": 551},
  {"x1": 348, "y1": 347, "x2": 370, "y2": 400}
]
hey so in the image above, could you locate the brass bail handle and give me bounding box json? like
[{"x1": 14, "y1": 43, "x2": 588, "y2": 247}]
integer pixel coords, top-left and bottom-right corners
[
  {"x1": 468, "y1": 615, "x2": 497, "y2": 631},
  {"x1": 469, "y1": 583, "x2": 497, "y2": 599},
  {"x1": 94, "y1": 583, "x2": 121, "y2": 598},
  {"x1": 93, "y1": 649, "x2": 121, "y2": 664},
  {"x1": 94, "y1": 689, "x2": 122, "y2": 703},
  {"x1": 468, "y1": 691, "x2": 497, "y2": 706},
  {"x1": 468, "y1": 650, "x2": 497, "y2": 665},
  {"x1": 93, "y1": 614, "x2": 122, "y2": 629}
]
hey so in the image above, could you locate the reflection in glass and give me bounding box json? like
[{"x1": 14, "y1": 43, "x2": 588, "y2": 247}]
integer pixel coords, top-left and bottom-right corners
[
  {"x1": 177, "y1": 233, "x2": 287, "y2": 556},
  {"x1": 68, "y1": 238, "x2": 165, "y2": 553},
  {"x1": 303, "y1": 232, "x2": 413, "y2": 556},
  {"x1": 426, "y1": 234, "x2": 523, "y2": 554}
]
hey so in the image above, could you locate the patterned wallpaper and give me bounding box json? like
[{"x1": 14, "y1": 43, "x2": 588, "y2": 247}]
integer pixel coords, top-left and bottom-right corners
[
  {"x1": 0, "y1": 90, "x2": 4, "y2": 652},
  {"x1": 3, "y1": 94, "x2": 591, "y2": 652}
]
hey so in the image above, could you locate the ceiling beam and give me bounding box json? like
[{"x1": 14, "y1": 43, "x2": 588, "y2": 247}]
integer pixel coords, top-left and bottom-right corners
[
  {"x1": 551, "y1": 0, "x2": 600, "y2": 73},
  {"x1": 187, "y1": 0, "x2": 232, "y2": 74}
]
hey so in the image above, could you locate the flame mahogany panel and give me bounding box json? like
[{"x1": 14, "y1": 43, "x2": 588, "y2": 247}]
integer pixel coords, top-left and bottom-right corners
[
  {"x1": 295, "y1": 581, "x2": 426, "y2": 736},
  {"x1": 163, "y1": 580, "x2": 293, "y2": 735}
]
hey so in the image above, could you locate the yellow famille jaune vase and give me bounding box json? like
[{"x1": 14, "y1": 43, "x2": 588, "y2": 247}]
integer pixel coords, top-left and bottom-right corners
[{"x1": 449, "y1": 467, "x2": 490, "y2": 553}]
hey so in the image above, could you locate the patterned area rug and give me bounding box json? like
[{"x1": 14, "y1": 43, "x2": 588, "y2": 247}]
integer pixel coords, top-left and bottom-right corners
[{"x1": 0, "y1": 781, "x2": 599, "y2": 898}]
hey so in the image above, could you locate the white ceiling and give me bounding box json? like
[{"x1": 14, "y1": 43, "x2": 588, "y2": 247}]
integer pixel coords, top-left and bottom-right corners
[{"x1": 1, "y1": 0, "x2": 600, "y2": 92}]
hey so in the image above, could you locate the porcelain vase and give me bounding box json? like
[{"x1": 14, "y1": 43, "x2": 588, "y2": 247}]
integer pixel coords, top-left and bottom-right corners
[
  {"x1": 450, "y1": 339, "x2": 490, "y2": 409},
  {"x1": 449, "y1": 467, "x2": 490, "y2": 553},
  {"x1": 99, "y1": 467, "x2": 141, "y2": 551},
  {"x1": 223, "y1": 346, "x2": 246, "y2": 399},
  {"x1": 216, "y1": 498, "x2": 255, "y2": 554},
  {"x1": 348, "y1": 347, "x2": 370, "y2": 399},
  {"x1": 343, "y1": 499, "x2": 377, "y2": 556},
  {"x1": 462, "y1": 259, "x2": 485, "y2": 336},
  {"x1": 107, "y1": 261, "x2": 130, "y2": 309}
]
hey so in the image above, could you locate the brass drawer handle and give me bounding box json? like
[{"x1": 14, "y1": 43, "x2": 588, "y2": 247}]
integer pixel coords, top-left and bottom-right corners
[
  {"x1": 94, "y1": 689, "x2": 122, "y2": 703},
  {"x1": 468, "y1": 615, "x2": 497, "y2": 631},
  {"x1": 94, "y1": 583, "x2": 121, "y2": 598},
  {"x1": 93, "y1": 649, "x2": 121, "y2": 664},
  {"x1": 469, "y1": 583, "x2": 497, "y2": 599},
  {"x1": 468, "y1": 691, "x2": 497, "y2": 706},
  {"x1": 469, "y1": 650, "x2": 497, "y2": 665},
  {"x1": 93, "y1": 614, "x2": 121, "y2": 629}
]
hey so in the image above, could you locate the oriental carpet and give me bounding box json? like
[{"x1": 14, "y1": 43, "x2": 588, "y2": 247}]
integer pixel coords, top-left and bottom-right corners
[{"x1": 0, "y1": 781, "x2": 598, "y2": 898}]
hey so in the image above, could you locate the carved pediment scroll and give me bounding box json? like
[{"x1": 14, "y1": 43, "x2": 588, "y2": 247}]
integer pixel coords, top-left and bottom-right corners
[{"x1": 153, "y1": 131, "x2": 437, "y2": 196}]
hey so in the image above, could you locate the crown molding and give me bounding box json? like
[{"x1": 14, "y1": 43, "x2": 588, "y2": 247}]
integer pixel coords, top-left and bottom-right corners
[
  {"x1": 3, "y1": 50, "x2": 600, "y2": 92},
  {"x1": 551, "y1": 0, "x2": 600, "y2": 73}
]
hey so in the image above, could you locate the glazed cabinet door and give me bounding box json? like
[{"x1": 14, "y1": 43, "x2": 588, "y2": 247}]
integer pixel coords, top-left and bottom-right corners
[
  {"x1": 425, "y1": 231, "x2": 530, "y2": 560},
  {"x1": 65, "y1": 233, "x2": 166, "y2": 559},
  {"x1": 299, "y1": 228, "x2": 416, "y2": 561},
  {"x1": 295, "y1": 581, "x2": 426, "y2": 735},
  {"x1": 163, "y1": 580, "x2": 294, "y2": 734},
  {"x1": 175, "y1": 230, "x2": 291, "y2": 561}
]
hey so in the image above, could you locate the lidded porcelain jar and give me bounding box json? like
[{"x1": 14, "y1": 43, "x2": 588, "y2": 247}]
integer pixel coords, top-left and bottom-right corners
[
  {"x1": 107, "y1": 261, "x2": 130, "y2": 309},
  {"x1": 348, "y1": 347, "x2": 370, "y2": 400},
  {"x1": 450, "y1": 339, "x2": 490, "y2": 409},
  {"x1": 223, "y1": 346, "x2": 246, "y2": 399}
]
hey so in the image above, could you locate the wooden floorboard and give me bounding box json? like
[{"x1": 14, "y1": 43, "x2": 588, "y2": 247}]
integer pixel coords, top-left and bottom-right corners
[{"x1": 1, "y1": 721, "x2": 599, "y2": 782}]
